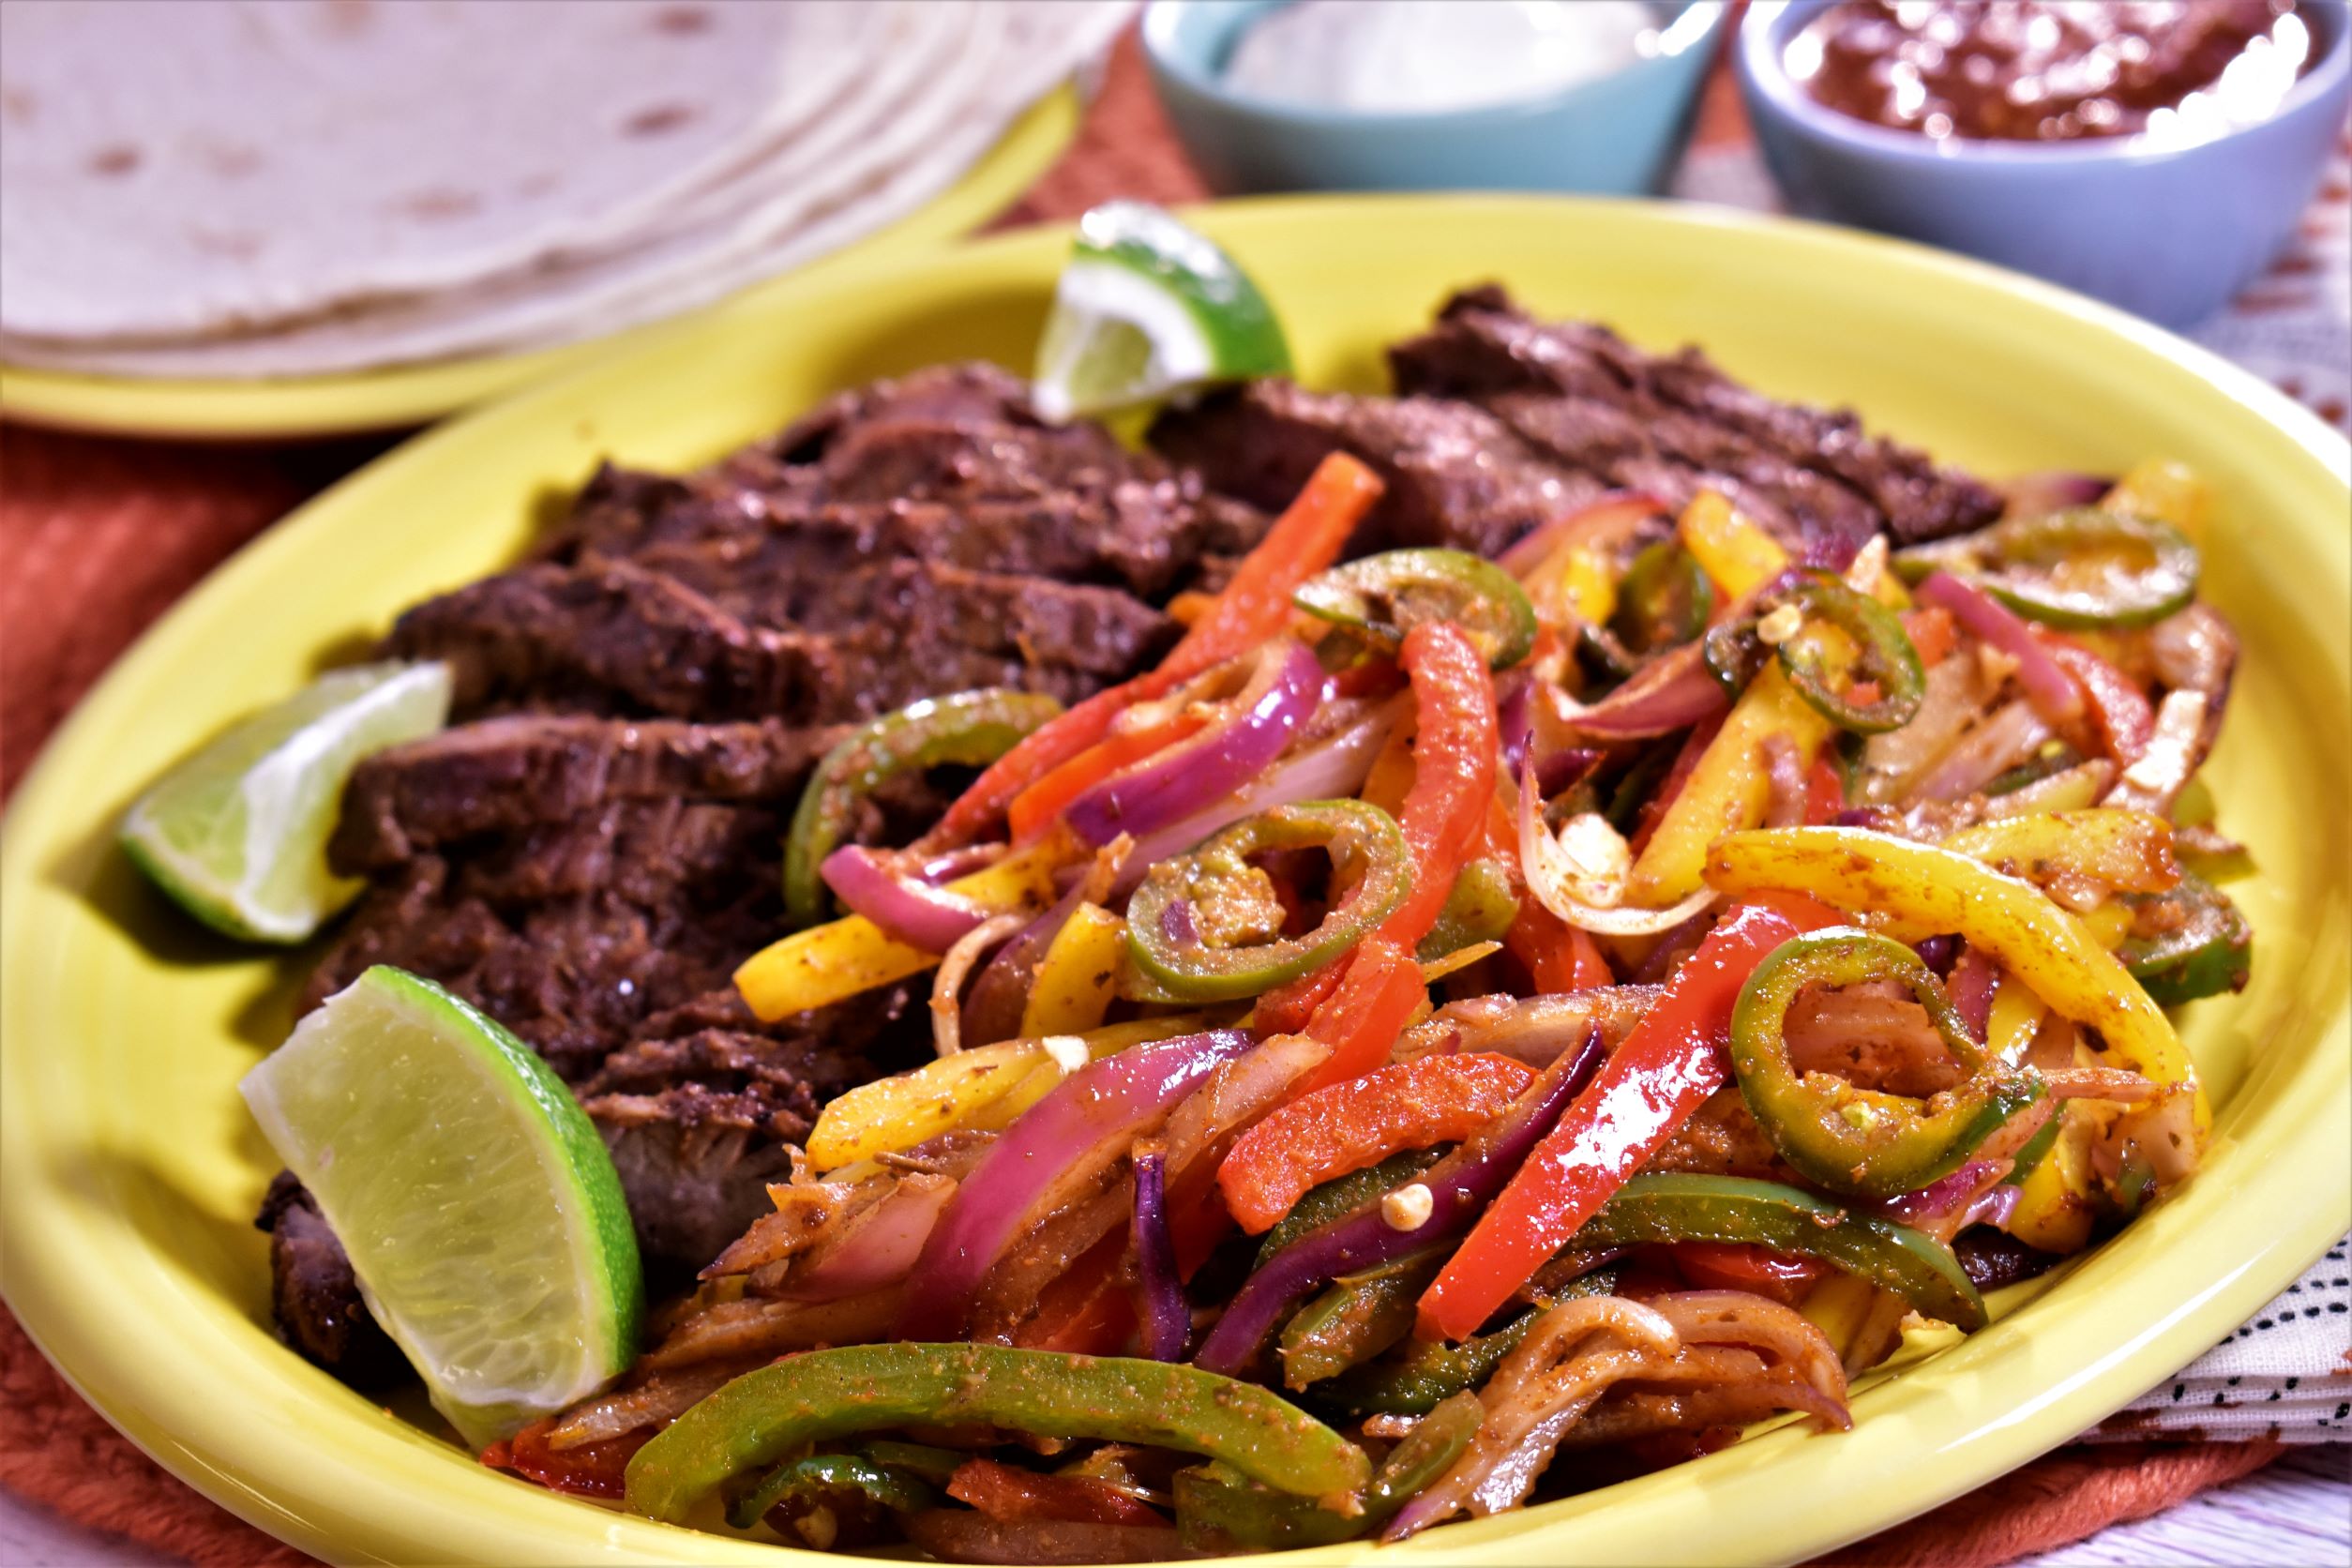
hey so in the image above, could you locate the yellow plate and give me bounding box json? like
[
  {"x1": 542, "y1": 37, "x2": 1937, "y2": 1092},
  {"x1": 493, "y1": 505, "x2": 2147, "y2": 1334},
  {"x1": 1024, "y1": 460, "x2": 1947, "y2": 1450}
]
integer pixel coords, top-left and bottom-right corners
[
  {"x1": 0, "y1": 87, "x2": 1078, "y2": 441},
  {"x1": 4, "y1": 197, "x2": 2347, "y2": 1567}
]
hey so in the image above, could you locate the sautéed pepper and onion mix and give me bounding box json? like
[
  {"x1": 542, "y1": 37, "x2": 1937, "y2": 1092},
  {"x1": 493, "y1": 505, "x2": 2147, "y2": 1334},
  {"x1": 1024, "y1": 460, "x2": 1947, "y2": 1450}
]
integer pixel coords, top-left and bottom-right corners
[{"x1": 482, "y1": 436, "x2": 2245, "y2": 1555}]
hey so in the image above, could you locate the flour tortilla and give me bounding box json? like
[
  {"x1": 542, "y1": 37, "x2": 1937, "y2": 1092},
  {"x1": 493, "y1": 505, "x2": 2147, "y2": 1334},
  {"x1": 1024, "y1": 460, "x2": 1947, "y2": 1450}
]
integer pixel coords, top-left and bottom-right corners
[
  {"x1": 0, "y1": 0, "x2": 877, "y2": 339},
  {"x1": 0, "y1": 1, "x2": 1133, "y2": 379}
]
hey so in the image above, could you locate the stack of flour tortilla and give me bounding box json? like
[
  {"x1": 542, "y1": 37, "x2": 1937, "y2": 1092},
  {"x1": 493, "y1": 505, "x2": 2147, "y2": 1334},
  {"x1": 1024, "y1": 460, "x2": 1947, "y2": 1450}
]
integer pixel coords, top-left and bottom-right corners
[{"x1": 0, "y1": 0, "x2": 1130, "y2": 378}]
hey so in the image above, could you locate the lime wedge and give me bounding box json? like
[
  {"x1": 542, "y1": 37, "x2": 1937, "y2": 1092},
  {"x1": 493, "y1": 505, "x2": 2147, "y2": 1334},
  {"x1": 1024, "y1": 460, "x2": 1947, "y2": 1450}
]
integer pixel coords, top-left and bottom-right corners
[
  {"x1": 118, "y1": 660, "x2": 451, "y2": 942},
  {"x1": 1033, "y1": 201, "x2": 1290, "y2": 421},
  {"x1": 241, "y1": 966, "x2": 643, "y2": 1450}
]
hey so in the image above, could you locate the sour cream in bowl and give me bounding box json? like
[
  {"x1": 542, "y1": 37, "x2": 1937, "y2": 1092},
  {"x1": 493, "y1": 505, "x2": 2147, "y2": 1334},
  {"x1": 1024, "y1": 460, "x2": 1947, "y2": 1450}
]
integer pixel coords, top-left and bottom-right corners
[{"x1": 1141, "y1": 0, "x2": 1726, "y2": 196}]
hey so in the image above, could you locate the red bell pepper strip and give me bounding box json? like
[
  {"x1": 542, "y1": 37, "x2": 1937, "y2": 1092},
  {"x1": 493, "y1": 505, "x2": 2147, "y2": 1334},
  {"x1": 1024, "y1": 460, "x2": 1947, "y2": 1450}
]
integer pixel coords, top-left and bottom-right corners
[
  {"x1": 483, "y1": 1419, "x2": 650, "y2": 1500},
  {"x1": 927, "y1": 454, "x2": 1383, "y2": 845},
  {"x1": 2048, "y1": 642, "x2": 2155, "y2": 763},
  {"x1": 1220, "y1": 1053, "x2": 1537, "y2": 1233},
  {"x1": 1293, "y1": 622, "x2": 1499, "y2": 1095},
  {"x1": 1903, "y1": 606, "x2": 1958, "y2": 667},
  {"x1": 946, "y1": 1457, "x2": 1168, "y2": 1528},
  {"x1": 1670, "y1": 1242, "x2": 1826, "y2": 1307},
  {"x1": 1415, "y1": 894, "x2": 1839, "y2": 1341},
  {"x1": 1802, "y1": 756, "x2": 1846, "y2": 825}
]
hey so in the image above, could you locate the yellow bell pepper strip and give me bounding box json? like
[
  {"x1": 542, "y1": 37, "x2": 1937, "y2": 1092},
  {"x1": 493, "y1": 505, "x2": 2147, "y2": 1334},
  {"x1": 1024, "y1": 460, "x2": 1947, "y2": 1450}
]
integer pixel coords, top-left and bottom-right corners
[
  {"x1": 735, "y1": 840, "x2": 1063, "y2": 1021},
  {"x1": 1526, "y1": 541, "x2": 1619, "y2": 629},
  {"x1": 1678, "y1": 490, "x2": 1788, "y2": 599},
  {"x1": 2103, "y1": 458, "x2": 2209, "y2": 540},
  {"x1": 1701, "y1": 826, "x2": 2210, "y2": 1143},
  {"x1": 1986, "y1": 978, "x2": 2044, "y2": 1066},
  {"x1": 2007, "y1": 1107, "x2": 2100, "y2": 1253},
  {"x1": 1729, "y1": 929, "x2": 2044, "y2": 1199},
  {"x1": 1018, "y1": 902, "x2": 1126, "y2": 1037},
  {"x1": 1626, "y1": 665, "x2": 1834, "y2": 904},
  {"x1": 805, "y1": 1015, "x2": 1209, "y2": 1169},
  {"x1": 1940, "y1": 808, "x2": 2181, "y2": 897},
  {"x1": 624, "y1": 1345, "x2": 1371, "y2": 1523}
]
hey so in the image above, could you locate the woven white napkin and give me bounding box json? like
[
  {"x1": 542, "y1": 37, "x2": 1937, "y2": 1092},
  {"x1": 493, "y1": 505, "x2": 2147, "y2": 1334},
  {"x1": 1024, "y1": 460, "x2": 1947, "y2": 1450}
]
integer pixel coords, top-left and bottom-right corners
[{"x1": 2088, "y1": 1236, "x2": 2352, "y2": 1444}]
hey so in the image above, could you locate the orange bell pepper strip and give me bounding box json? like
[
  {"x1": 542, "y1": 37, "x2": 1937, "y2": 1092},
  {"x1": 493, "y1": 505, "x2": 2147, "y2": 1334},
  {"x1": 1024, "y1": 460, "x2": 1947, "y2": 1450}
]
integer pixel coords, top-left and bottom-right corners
[
  {"x1": 927, "y1": 453, "x2": 1384, "y2": 845},
  {"x1": 1219, "y1": 1052, "x2": 1537, "y2": 1233},
  {"x1": 1671, "y1": 1242, "x2": 1825, "y2": 1308},
  {"x1": 1416, "y1": 893, "x2": 1839, "y2": 1341},
  {"x1": 947, "y1": 1457, "x2": 1168, "y2": 1528},
  {"x1": 1803, "y1": 756, "x2": 1846, "y2": 825},
  {"x1": 1903, "y1": 605, "x2": 1957, "y2": 667},
  {"x1": 1293, "y1": 621, "x2": 1499, "y2": 1095},
  {"x1": 1006, "y1": 708, "x2": 1208, "y2": 843}
]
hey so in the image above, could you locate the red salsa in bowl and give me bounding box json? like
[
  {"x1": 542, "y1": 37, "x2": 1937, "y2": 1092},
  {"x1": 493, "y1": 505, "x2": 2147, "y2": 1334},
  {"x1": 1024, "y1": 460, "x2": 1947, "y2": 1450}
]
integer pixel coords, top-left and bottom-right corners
[{"x1": 1786, "y1": 0, "x2": 2316, "y2": 145}]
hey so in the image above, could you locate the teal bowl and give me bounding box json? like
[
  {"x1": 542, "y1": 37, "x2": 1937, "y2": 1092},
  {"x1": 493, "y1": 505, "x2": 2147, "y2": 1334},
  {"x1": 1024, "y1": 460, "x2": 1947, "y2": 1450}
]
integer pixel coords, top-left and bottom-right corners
[{"x1": 1141, "y1": 1, "x2": 1726, "y2": 196}]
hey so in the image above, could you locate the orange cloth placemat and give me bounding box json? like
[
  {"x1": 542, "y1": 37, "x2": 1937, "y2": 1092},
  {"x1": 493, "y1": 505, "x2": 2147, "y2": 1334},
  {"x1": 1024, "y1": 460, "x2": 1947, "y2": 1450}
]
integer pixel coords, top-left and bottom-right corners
[{"x1": 0, "y1": 26, "x2": 2286, "y2": 1567}]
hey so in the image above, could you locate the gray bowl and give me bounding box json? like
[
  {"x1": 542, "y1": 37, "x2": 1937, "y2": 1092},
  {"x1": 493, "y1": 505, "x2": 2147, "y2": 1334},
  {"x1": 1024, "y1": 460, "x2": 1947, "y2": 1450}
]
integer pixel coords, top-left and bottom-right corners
[
  {"x1": 1735, "y1": 0, "x2": 2352, "y2": 328},
  {"x1": 1141, "y1": 1, "x2": 1726, "y2": 197}
]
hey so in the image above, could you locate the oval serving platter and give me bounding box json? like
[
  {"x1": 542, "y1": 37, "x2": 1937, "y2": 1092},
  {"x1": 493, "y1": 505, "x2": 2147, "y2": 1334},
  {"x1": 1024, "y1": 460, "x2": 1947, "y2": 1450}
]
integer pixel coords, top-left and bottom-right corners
[{"x1": 3, "y1": 196, "x2": 2346, "y2": 1567}]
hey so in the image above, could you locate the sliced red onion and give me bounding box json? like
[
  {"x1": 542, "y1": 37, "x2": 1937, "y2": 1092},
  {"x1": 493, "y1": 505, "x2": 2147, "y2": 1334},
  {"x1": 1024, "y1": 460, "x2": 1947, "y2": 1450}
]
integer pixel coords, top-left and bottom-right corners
[
  {"x1": 1427, "y1": 988, "x2": 1663, "y2": 1067},
  {"x1": 1063, "y1": 640, "x2": 1323, "y2": 848},
  {"x1": 1558, "y1": 643, "x2": 1728, "y2": 740},
  {"x1": 899, "y1": 1029, "x2": 1255, "y2": 1339},
  {"x1": 820, "y1": 844, "x2": 992, "y2": 954},
  {"x1": 1963, "y1": 1183, "x2": 2022, "y2": 1232},
  {"x1": 777, "y1": 1174, "x2": 956, "y2": 1303},
  {"x1": 1103, "y1": 696, "x2": 1402, "y2": 895},
  {"x1": 1498, "y1": 673, "x2": 1535, "y2": 779},
  {"x1": 1132, "y1": 1149, "x2": 1189, "y2": 1362},
  {"x1": 1872, "y1": 1157, "x2": 2011, "y2": 1239},
  {"x1": 1190, "y1": 1031, "x2": 1605, "y2": 1376},
  {"x1": 1519, "y1": 757, "x2": 1717, "y2": 937},
  {"x1": 1915, "y1": 571, "x2": 2083, "y2": 729},
  {"x1": 1944, "y1": 942, "x2": 1998, "y2": 1040},
  {"x1": 1499, "y1": 491, "x2": 1668, "y2": 576},
  {"x1": 1914, "y1": 701, "x2": 2053, "y2": 802},
  {"x1": 915, "y1": 843, "x2": 1006, "y2": 884}
]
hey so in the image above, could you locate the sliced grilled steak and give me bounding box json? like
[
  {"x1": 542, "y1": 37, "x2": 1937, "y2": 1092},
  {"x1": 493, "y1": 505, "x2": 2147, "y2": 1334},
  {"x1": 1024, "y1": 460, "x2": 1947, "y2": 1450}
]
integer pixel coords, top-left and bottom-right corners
[
  {"x1": 1388, "y1": 285, "x2": 2002, "y2": 545},
  {"x1": 331, "y1": 715, "x2": 842, "y2": 873},
  {"x1": 387, "y1": 559, "x2": 833, "y2": 721},
  {"x1": 257, "y1": 1173, "x2": 405, "y2": 1387},
  {"x1": 763, "y1": 362, "x2": 1041, "y2": 465},
  {"x1": 580, "y1": 1024, "x2": 888, "y2": 1268},
  {"x1": 306, "y1": 801, "x2": 786, "y2": 1081},
  {"x1": 1149, "y1": 380, "x2": 1609, "y2": 559}
]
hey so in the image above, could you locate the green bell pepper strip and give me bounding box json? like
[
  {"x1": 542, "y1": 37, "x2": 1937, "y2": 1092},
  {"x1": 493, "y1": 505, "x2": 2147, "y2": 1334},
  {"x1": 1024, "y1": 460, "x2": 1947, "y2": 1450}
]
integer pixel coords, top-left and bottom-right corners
[
  {"x1": 1313, "y1": 1267, "x2": 1623, "y2": 1419},
  {"x1": 1293, "y1": 548, "x2": 1539, "y2": 671},
  {"x1": 783, "y1": 689, "x2": 1063, "y2": 925},
  {"x1": 1126, "y1": 801, "x2": 1411, "y2": 1003},
  {"x1": 2118, "y1": 872, "x2": 2252, "y2": 1006},
  {"x1": 1575, "y1": 1174, "x2": 1987, "y2": 1330},
  {"x1": 626, "y1": 1344, "x2": 1371, "y2": 1523},
  {"x1": 1172, "y1": 1392, "x2": 1483, "y2": 1550},
  {"x1": 1256, "y1": 1147, "x2": 1447, "y2": 1271},
  {"x1": 725, "y1": 1453, "x2": 939, "y2": 1532},
  {"x1": 1612, "y1": 541, "x2": 1713, "y2": 655},
  {"x1": 1704, "y1": 573, "x2": 1923, "y2": 733},
  {"x1": 1279, "y1": 1251, "x2": 1445, "y2": 1391},
  {"x1": 1730, "y1": 928, "x2": 2044, "y2": 1199},
  {"x1": 1413, "y1": 856, "x2": 1519, "y2": 963},
  {"x1": 1895, "y1": 508, "x2": 2199, "y2": 629}
]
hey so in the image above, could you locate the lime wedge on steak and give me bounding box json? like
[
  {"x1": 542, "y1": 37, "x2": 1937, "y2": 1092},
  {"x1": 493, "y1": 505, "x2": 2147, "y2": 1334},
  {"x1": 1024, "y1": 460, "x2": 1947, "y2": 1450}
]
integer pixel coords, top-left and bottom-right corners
[
  {"x1": 119, "y1": 659, "x2": 450, "y2": 942},
  {"x1": 242, "y1": 966, "x2": 643, "y2": 1450},
  {"x1": 1032, "y1": 201, "x2": 1290, "y2": 421}
]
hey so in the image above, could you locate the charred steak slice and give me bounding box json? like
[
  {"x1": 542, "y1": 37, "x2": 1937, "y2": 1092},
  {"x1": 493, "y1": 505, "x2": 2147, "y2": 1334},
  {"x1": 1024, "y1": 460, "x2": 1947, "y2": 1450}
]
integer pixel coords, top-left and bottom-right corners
[
  {"x1": 257, "y1": 1173, "x2": 406, "y2": 1386},
  {"x1": 1387, "y1": 284, "x2": 2002, "y2": 545},
  {"x1": 387, "y1": 559, "x2": 834, "y2": 721},
  {"x1": 331, "y1": 715, "x2": 843, "y2": 873},
  {"x1": 1149, "y1": 379, "x2": 1612, "y2": 560}
]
